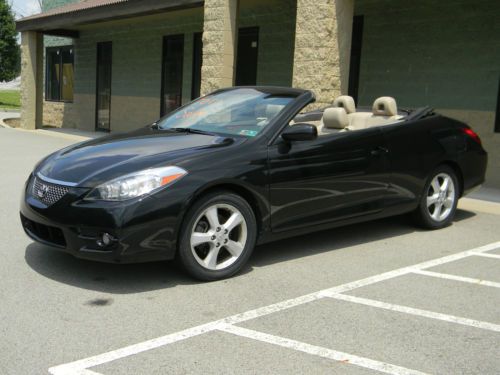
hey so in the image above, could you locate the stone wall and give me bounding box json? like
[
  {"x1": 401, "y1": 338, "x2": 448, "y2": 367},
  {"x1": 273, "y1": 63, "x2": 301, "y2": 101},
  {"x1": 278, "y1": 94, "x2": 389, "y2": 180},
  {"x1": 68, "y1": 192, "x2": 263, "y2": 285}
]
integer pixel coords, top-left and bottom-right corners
[
  {"x1": 292, "y1": 0, "x2": 353, "y2": 108},
  {"x1": 200, "y1": 0, "x2": 238, "y2": 95},
  {"x1": 20, "y1": 31, "x2": 43, "y2": 130}
]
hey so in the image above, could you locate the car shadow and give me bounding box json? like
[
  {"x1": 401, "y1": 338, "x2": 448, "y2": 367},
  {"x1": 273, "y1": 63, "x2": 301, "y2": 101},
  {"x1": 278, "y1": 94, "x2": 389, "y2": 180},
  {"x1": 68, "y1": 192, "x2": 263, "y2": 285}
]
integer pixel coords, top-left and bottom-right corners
[
  {"x1": 24, "y1": 244, "x2": 196, "y2": 294},
  {"x1": 25, "y1": 209, "x2": 476, "y2": 294},
  {"x1": 243, "y1": 209, "x2": 476, "y2": 273}
]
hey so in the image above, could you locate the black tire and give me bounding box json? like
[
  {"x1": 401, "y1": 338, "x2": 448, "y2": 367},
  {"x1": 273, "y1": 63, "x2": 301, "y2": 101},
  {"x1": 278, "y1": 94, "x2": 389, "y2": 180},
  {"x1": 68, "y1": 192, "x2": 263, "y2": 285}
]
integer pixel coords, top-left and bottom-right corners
[
  {"x1": 413, "y1": 165, "x2": 459, "y2": 229},
  {"x1": 177, "y1": 190, "x2": 257, "y2": 281}
]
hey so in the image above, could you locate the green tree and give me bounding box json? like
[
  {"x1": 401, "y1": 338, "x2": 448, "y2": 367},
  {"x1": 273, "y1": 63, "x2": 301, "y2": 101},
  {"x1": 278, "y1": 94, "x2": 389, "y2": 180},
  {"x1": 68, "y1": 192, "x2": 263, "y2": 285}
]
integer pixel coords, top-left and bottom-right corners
[{"x1": 0, "y1": 0, "x2": 20, "y2": 82}]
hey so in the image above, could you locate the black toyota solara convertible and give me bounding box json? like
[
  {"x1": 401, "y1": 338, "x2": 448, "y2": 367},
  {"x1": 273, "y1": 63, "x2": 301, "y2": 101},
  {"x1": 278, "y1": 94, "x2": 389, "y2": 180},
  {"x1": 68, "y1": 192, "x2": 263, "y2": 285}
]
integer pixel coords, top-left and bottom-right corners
[{"x1": 20, "y1": 87, "x2": 487, "y2": 280}]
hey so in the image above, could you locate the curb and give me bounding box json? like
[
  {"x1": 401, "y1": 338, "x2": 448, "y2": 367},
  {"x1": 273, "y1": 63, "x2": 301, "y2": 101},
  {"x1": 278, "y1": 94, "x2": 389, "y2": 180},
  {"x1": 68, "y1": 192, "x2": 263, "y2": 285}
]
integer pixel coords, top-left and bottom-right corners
[
  {"x1": 13, "y1": 127, "x2": 92, "y2": 141},
  {"x1": 0, "y1": 119, "x2": 12, "y2": 128},
  {"x1": 458, "y1": 197, "x2": 500, "y2": 215}
]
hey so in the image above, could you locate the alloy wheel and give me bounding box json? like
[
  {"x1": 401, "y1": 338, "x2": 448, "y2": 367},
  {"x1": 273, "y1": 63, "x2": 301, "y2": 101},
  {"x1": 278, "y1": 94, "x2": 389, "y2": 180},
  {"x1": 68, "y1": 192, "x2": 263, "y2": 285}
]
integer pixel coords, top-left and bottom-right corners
[
  {"x1": 426, "y1": 173, "x2": 456, "y2": 222},
  {"x1": 190, "y1": 203, "x2": 248, "y2": 270}
]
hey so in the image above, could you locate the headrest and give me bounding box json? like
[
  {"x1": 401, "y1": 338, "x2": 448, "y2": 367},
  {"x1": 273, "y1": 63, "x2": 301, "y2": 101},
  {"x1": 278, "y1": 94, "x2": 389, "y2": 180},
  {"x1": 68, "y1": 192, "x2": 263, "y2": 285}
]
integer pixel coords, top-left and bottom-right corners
[
  {"x1": 322, "y1": 107, "x2": 348, "y2": 129},
  {"x1": 372, "y1": 97, "x2": 397, "y2": 116},
  {"x1": 333, "y1": 95, "x2": 356, "y2": 114}
]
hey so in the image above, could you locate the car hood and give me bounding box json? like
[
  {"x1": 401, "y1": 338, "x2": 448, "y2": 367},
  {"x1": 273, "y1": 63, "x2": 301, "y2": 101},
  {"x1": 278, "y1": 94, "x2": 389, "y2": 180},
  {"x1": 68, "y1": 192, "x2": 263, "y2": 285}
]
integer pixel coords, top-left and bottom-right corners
[{"x1": 37, "y1": 128, "x2": 238, "y2": 186}]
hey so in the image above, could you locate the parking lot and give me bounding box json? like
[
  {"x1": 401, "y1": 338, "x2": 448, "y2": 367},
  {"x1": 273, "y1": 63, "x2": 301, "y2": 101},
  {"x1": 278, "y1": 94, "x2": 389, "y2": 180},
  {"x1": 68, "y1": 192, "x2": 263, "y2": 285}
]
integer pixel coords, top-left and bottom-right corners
[{"x1": 1, "y1": 127, "x2": 499, "y2": 375}]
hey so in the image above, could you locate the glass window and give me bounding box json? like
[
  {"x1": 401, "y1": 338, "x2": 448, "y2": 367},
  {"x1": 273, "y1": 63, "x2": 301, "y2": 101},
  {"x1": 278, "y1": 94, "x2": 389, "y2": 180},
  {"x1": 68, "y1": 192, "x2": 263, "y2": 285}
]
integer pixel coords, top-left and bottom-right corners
[
  {"x1": 495, "y1": 77, "x2": 500, "y2": 133},
  {"x1": 157, "y1": 88, "x2": 294, "y2": 138},
  {"x1": 191, "y1": 32, "x2": 202, "y2": 100},
  {"x1": 46, "y1": 46, "x2": 74, "y2": 102},
  {"x1": 161, "y1": 35, "x2": 184, "y2": 116},
  {"x1": 96, "y1": 42, "x2": 112, "y2": 131}
]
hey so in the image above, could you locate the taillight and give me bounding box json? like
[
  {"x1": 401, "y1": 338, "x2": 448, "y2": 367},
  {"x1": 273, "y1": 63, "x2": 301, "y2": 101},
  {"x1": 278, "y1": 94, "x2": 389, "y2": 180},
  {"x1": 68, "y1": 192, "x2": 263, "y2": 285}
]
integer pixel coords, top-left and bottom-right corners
[{"x1": 461, "y1": 127, "x2": 481, "y2": 145}]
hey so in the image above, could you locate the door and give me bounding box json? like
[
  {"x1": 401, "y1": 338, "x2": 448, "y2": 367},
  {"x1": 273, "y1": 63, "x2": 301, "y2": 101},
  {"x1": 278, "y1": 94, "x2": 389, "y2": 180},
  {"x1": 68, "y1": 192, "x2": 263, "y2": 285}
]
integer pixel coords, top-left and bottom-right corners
[
  {"x1": 95, "y1": 42, "x2": 112, "y2": 131},
  {"x1": 161, "y1": 35, "x2": 184, "y2": 116},
  {"x1": 268, "y1": 128, "x2": 391, "y2": 232},
  {"x1": 235, "y1": 27, "x2": 259, "y2": 86}
]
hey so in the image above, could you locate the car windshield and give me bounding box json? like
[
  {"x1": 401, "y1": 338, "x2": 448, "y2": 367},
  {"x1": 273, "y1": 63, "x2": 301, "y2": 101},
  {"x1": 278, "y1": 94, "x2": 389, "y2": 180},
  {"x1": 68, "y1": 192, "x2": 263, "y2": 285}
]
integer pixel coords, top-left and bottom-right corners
[{"x1": 157, "y1": 88, "x2": 294, "y2": 137}]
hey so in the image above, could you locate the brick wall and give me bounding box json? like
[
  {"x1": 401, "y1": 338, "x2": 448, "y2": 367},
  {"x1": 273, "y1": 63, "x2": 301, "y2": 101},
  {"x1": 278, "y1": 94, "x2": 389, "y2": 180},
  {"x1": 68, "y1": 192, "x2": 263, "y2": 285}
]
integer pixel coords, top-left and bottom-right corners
[
  {"x1": 59, "y1": 0, "x2": 296, "y2": 132},
  {"x1": 239, "y1": 0, "x2": 296, "y2": 87},
  {"x1": 71, "y1": 8, "x2": 204, "y2": 132},
  {"x1": 355, "y1": 0, "x2": 500, "y2": 187}
]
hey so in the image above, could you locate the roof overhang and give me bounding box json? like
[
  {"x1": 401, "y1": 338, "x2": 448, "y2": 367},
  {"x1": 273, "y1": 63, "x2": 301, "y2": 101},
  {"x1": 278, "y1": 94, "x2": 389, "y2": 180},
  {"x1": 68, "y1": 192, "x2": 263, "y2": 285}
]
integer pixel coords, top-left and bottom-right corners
[{"x1": 16, "y1": 0, "x2": 204, "y2": 35}]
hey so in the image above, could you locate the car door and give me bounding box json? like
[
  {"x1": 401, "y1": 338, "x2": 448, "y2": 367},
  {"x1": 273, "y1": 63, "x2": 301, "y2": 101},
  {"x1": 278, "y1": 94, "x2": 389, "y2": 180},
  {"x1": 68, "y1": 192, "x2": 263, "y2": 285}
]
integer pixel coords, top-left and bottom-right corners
[
  {"x1": 380, "y1": 114, "x2": 458, "y2": 210},
  {"x1": 268, "y1": 127, "x2": 391, "y2": 232}
]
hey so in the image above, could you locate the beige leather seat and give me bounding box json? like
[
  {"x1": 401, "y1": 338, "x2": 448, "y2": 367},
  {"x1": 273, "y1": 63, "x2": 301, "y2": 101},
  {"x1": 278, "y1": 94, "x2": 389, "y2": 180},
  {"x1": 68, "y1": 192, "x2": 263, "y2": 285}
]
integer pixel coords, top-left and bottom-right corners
[
  {"x1": 348, "y1": 96, "x2": 403, "y2": 130},
  {"x1": 319, "y1": 107, "x2": 348, "y2": 135},
  {"x1": 333, "y1": 95, "x2": 356, "y2": 114}
]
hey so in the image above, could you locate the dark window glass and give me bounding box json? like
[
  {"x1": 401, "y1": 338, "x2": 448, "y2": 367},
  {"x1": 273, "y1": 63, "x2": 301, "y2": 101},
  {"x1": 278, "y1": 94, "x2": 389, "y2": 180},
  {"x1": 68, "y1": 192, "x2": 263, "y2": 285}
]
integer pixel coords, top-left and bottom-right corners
[
  {"x1": 46, "y1": 46, "x2": 74, "y2": 102},
  {"x1": 495, "y1": 77, "x2": 500, "y2": 133},
  {"x1": 191, "y1": 32, "x2": 203, "y2": 100},
  {"x1": 235, "y1": 27, "x2": 259, "y2": 86},
  {"x1": 161, "y1": 35, "x2": 184, "y2": 116},
  {"x1": 348, "y1": 15, "x2": 364, "y2": 103},
  {"x1": 61, "y1": 48, "x2": 74, "y2": 101},
  {"x1": 96, "y1": 42, "x2": 112, "y2": 131}
]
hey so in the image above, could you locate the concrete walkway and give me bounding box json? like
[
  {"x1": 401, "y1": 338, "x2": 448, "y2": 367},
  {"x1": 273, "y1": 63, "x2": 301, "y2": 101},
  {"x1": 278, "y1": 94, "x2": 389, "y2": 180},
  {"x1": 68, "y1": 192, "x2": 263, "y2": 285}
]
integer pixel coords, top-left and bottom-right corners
[
  {"x1": 0, "y1": 110, "x2": 20, "y2": 127},
  {"x1": 0, "y1": 111, "x2": 105, "y2": 141}
]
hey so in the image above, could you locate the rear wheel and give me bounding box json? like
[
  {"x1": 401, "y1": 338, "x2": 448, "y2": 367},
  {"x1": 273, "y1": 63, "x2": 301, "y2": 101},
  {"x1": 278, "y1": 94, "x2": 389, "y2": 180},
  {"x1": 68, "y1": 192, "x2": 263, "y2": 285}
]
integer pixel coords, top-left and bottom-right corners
[
  {"x1": 413, "y1": 165, "x2": 459, "y2": 229},
  {"x1": 178, "y1": 191, "x2": 256, "y2": 281}
]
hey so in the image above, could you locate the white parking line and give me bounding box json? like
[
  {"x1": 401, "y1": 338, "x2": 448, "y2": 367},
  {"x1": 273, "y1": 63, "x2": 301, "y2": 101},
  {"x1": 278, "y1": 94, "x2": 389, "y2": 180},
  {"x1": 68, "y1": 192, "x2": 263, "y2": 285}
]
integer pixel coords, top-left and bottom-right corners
[
  {"x1": 413, "y1": 269, "x2": 500, "y2": 289},
  {"x1": 48, "y1": 240, "x2": 500, "y2": 375},
  {"x1": 49, "y1": 322, "x2": 221, "y2": 375},
  {"x1": 471, "y1": 252, "x2": 500, "y2": 260},
  {"x1": 325, "y1": 293, "x2": 500, "y2": 333},
  {"x1": 218, "y1": 324, "x2": 429, "y2": 375}
]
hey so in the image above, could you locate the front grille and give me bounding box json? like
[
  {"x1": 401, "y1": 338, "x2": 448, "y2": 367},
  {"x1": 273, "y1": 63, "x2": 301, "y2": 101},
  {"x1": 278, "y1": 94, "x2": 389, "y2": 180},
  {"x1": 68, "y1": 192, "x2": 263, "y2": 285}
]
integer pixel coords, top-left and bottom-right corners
[
  {"x1": 21, "y1": 214, "x2": 66, "y2": 247},
  {"x1": 32, "y1": 176, "x2": 69, "y2": 206}
]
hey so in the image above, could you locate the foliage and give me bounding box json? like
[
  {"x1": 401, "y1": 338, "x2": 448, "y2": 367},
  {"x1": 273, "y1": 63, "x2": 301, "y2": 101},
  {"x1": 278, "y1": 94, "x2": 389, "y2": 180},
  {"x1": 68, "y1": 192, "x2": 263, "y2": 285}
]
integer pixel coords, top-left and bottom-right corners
[{"x1": 0, "y1": 0, "x2": 20, "y2": 82}]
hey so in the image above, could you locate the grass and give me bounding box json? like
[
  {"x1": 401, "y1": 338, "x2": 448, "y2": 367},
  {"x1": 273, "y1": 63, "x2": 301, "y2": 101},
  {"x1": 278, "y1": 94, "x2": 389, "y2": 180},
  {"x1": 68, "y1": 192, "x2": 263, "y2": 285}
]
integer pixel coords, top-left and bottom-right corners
[{"x1": 0, "y1": 90, "x2": 21, "y2": 110}]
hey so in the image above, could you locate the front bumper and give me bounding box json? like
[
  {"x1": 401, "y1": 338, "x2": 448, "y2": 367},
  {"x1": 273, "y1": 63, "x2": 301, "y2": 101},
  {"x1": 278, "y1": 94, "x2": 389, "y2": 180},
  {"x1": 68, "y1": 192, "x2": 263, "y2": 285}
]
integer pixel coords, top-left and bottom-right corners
[{"x1": 20, "y1": 175, "x2": 186, "y2": 263}]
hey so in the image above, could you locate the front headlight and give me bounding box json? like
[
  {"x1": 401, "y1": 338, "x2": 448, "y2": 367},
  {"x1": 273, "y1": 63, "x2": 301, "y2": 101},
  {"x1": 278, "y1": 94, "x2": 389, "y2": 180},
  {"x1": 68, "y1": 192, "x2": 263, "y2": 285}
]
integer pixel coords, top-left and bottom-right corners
[{"x1": 85, "y1": 166, "x2": 187, "y2": 201}]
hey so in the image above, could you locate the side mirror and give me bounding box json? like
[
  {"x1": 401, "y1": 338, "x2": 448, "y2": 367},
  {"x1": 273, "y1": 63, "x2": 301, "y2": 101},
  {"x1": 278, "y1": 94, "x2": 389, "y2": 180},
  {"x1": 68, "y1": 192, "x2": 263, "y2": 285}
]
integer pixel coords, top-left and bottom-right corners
[{"x1": 281, "y1": 123, "x2": 317, "y2": 142}]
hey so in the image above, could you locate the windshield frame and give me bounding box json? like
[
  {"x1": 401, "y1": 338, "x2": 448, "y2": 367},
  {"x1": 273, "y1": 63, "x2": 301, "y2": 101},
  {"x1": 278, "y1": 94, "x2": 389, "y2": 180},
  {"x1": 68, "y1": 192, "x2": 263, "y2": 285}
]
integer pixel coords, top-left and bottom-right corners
[{"x1": 155, "y1": 87, "x2": 307, "y2": 139}]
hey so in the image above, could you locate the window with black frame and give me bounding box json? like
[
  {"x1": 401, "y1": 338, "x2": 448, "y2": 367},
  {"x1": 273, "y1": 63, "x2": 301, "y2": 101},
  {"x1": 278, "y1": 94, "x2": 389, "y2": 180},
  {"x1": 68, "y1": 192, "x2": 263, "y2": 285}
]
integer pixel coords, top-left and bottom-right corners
[
  {"x1": 45, "y1": 46, "x2": 74, "y2": 102},
  {"x1": 495, "y1": 77, "x2": 500, "y2": 133}
]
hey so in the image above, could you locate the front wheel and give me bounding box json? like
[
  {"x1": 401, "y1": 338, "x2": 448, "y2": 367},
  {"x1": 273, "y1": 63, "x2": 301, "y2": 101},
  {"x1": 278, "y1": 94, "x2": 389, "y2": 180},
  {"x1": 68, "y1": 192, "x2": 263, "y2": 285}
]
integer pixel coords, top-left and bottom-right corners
[
  {"x1": 413, "y1": 165, "x2": 459, "y2": 229},
  {"x1": 178, "y1": 191, "x2": 257, "y2": 281}
]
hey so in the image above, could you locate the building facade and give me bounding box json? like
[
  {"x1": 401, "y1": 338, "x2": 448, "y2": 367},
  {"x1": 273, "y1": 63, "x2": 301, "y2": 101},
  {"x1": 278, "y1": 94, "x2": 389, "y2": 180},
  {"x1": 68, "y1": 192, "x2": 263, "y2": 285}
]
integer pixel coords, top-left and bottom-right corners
[{"x1": 17, "y1": 0, "x2": 500, "y2": 186}]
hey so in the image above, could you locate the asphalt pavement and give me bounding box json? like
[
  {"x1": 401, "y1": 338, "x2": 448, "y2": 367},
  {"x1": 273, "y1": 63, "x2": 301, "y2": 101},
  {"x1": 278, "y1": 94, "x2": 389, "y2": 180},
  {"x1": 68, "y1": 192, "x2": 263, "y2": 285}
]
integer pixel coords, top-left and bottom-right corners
[{"x1": 0, "y1": 127, "x2": 499, "y2": 375}]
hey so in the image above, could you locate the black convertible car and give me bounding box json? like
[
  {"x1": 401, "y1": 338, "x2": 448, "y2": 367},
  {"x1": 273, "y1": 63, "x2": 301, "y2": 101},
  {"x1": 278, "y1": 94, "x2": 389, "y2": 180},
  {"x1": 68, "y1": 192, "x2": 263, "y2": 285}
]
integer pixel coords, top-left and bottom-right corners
[{"x1": 20, "y1": 87, "x2": 487, "y2": 280}]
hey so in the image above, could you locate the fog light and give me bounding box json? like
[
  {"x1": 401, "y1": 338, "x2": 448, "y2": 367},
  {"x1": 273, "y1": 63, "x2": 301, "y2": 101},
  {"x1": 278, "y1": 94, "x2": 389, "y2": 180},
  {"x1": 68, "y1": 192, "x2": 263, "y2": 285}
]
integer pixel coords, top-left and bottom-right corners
[{"x1": 97, "y1": 232, "x2": 115, "y2": 248}]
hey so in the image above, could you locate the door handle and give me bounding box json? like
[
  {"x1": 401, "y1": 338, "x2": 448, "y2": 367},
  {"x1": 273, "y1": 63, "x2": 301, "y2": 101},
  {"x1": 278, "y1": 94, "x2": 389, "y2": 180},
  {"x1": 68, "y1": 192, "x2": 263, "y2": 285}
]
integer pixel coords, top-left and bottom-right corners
[{"x1": 370, "y1": 146, "x2": 389, "y2": 156}]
